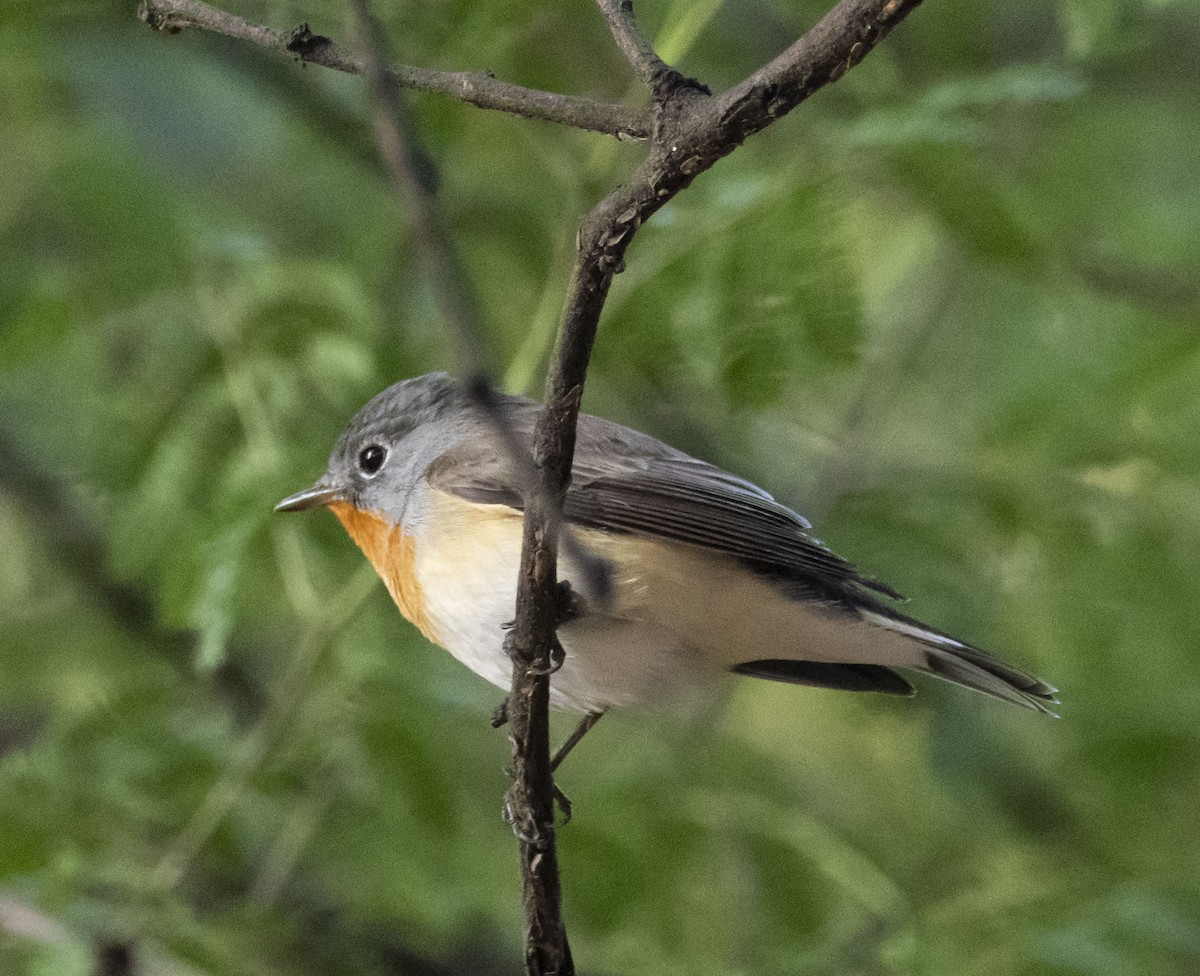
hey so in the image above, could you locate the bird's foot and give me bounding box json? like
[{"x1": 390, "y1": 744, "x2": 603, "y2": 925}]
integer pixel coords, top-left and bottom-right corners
[
  {"x1": 552, "y1": 781, "x2": 573, "y2": 824},
  {"x1": 502, "y1": 779, "x2": 572, "y2": 839},
  {"x1": 498, "y1": 578, "x2": 580, "y2": 633},
  {"x1": 554, "y1": 579, "x2": 583, "y2": 626},
  {"x1": 517, "y1": 636, "x2": 566, "y2": 678}
]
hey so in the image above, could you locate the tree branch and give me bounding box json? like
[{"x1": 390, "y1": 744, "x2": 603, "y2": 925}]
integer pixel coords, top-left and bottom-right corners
[
  {"x1": 594, "y1": 0, "x2": 673, "y2": 91},
  {"x1": 711, "y1": 0, "x2": 923, "y2": 145},
  {"x1": 342, "y1": 1, "x2": 928, "y2": 973},
  {"x1": 510, "y1": 4, "x2": 925, "y2": 966},
  {"x1": 138, "y1": 0, "x2": 651, "y2": 140}
]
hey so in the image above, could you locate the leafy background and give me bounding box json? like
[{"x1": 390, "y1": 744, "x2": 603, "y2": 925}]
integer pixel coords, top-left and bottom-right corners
[{"x1": 2, "y1": 0, "x2": 1198, "y2": 973}]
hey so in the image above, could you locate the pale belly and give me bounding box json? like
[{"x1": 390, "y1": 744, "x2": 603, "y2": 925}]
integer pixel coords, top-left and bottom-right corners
[{"x1": 413, "y1": 500, "x2": 723, "y2": 713}]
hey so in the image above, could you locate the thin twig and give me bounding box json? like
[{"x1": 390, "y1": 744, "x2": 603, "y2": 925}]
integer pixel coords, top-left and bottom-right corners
[
  {"x1": 594, "y1": 0, "x2": 673, "y2": 90},
  {"x1": 345, "y1": 0, "x2": 486, "y2": 378},
  {"x1": 345, "y1": 3, "x2": 576, "y2": 970},
  {"x1": 515, "y1": 0, "x2": 927, "y2": 461},
  {"x1": 511, "y1": 0, "x2": 930, "y2": 565},
  {"x1": 343, "y1": 0, "x2": 612, "y2": 597},
  {"x1": 138, "y1": 0, "x2": 651, "y2": 139}
]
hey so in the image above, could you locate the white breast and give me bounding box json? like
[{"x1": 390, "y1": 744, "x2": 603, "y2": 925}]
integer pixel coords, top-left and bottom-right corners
[{"x1": 412, "y1": 491, "x2": 723, "y2": 713}]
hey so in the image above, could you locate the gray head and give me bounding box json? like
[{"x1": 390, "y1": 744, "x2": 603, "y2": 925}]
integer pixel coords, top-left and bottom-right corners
[{"x1": 275, "y1": 372, "x2": 465, "y2": 521}]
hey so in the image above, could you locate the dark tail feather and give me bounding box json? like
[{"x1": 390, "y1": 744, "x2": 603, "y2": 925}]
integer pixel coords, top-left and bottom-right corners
[
  {"x1": 732, "y1": 659, "x2": 915, "y2": 696},
  {"x1": 861, "y1": 610, "x2": 1060, "y2": 715}
]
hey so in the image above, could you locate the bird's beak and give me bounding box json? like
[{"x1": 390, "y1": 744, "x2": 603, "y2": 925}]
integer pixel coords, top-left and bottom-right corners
[{"x1": 275, "y1": 483, "x2": 342, "y2": 512}]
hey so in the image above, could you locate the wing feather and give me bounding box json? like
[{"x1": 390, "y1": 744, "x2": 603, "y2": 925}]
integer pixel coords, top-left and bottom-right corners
[{"x1": 425, "y1": 402, "x2": 901, "y2": 601}]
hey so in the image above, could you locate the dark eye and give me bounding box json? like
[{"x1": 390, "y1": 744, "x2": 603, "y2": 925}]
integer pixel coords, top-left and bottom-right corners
[{"x1": 357, "y1": 444, "x2": 387, "y2": 476}]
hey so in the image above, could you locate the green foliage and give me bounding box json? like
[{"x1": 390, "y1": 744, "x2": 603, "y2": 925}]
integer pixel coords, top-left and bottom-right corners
[{"x1": 1, "y1": 1, "x2": 1198, "y2": 974}]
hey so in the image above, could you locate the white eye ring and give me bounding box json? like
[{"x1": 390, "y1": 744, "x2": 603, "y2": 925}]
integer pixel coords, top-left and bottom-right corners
[{"x1": 357, "y1": 444, "x2": 387, "y2": 477}]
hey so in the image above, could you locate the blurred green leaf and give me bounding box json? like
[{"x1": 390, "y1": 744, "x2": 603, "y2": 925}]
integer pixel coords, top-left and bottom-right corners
[{"x1": 0, "y1": 1, "x2": 1197, "y2": 974}]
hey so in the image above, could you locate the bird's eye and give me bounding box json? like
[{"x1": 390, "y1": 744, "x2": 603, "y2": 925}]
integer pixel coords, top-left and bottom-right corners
[{"x1": 358, "y1": 444, "x2": 387, "y2": 476}]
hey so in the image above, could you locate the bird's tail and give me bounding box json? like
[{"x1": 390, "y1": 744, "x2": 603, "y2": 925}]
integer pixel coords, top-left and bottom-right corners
[{"x1": 860, "y1": 610, "x2": 1060, "y2": 715}]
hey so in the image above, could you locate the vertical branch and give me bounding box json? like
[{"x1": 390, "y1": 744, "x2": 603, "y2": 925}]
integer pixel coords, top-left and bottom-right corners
[
  {"x1": 505, "y1": 519, "x2": 572, "y2": 973},
  {"x1": 503, "y1": 2, "x2": 926, "y2": 965},
  {"x1": 501, "y1": 65, "x2": 658, "y2": 976}
]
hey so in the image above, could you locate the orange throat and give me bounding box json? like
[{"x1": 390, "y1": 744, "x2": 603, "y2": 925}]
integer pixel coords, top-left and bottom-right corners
[{"x1": 327, "y1": 501, "x2": 440, "y2": 645}]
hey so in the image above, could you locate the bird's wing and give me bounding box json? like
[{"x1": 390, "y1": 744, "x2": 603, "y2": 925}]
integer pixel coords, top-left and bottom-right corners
[{"x1": 424, "y1": 406, "x2": 901, "y2": 601}]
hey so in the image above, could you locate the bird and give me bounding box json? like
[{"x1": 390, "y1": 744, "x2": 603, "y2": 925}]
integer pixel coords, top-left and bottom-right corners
[{"x1": 276, "y1": 372, "x2": 1058, "y2": 727}]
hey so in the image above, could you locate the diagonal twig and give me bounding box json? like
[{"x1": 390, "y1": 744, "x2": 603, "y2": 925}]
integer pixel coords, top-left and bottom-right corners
[
  {"x1": 343, "y1": 0, "x2": 612, "y2": 593},
  {"x1": 345, "y1": 0, "x2": 486, "y2": 380},
  {"x1": 345, "y1": 3, "x2": 581, "y2": 968},
  {"x1": 138, "y1": 0, "x2": 651, "y2": 139},
  {"x1": 508, "y1": 17, "x2": 927, "y2": 972},
  {"x1": 525, "y1": 0, "x2": 928, "y2": 484}
]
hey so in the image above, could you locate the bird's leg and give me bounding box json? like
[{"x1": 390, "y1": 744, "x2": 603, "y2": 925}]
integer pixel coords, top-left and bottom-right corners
[
  {"x1": 504, "y1": 636, "x2": 566, "y2": 678},
  {"x1": 544, "y1": 711, "x2": 604, "y2": 824},
  {"x1": 536, "y1": 580, "x2": 582, "y2": 677},
  {"x1": 499, "y1": 578, "x2": 581, "y2": 633},
  {"x1": 551, "y1": 711, "x2": 604, "y2": 772},
  {"x1": 491, "y1": 696, "x2": 509, "y2": 729}
]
